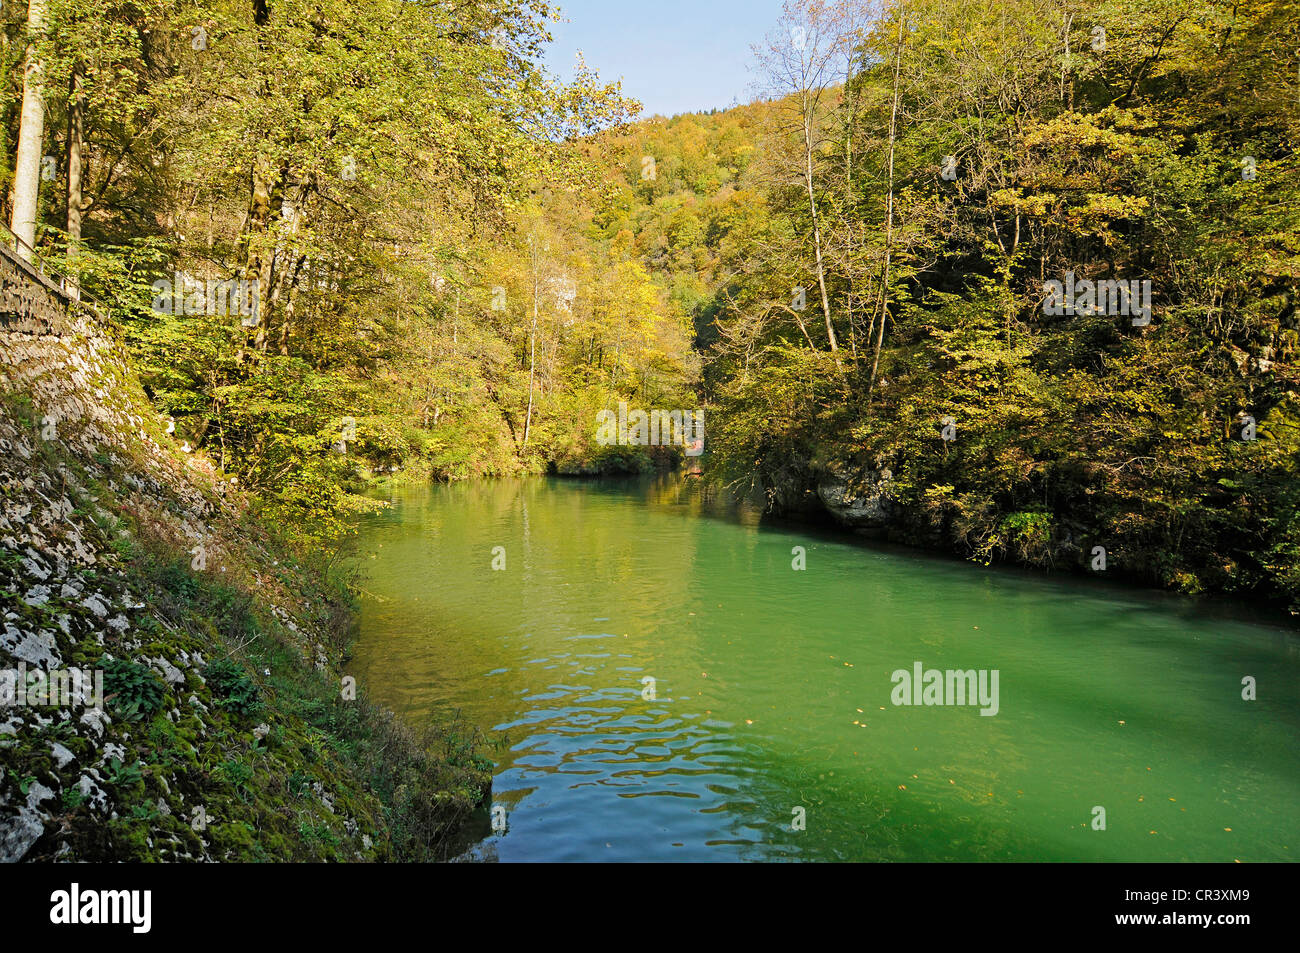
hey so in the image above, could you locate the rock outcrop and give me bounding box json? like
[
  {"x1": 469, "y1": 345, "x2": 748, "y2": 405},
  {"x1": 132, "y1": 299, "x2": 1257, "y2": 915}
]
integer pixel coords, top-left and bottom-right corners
[{"x1": 815, "y1": 463, "x2": 895, "y2": 533}]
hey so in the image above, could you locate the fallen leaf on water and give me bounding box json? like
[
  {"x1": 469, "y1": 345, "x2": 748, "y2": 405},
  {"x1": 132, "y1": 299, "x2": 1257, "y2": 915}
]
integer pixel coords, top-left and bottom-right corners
[
  {"x1": 949, "y1": 779, "x2": 955, "y2": 784},
  {"x1": 899, "y1": 785, "x2": 907, "y2": 790},
  {"x1": 1224, "y1": 828, "x2": 1232, "y2": 832}
]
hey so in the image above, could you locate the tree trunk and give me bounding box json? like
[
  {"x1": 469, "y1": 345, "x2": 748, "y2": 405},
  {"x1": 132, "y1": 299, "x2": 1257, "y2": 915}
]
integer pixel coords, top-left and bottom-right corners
[
  {"x1": 870, "y1": 15, "x2": 906, "y2": 400},
  {"x1": 11, "y1": 0, "x2": 49, "y2": 261},
  {"x1": 1060, "y1": 13, "x2": 1073, "y2": 105},
  {"x1": 276, "y1": 253, "x2": 306, "y2": 355},
  {"x1": 237, "y1": 0, "x2": 277, "y2": 361},
  {"x1": 803, "y1": 104, "x2": 837, "y2": 353},
  {"x1": 844, "y1": 51, "x2": 859, "y2": 360},
  {"x1": 65, "y1": 63, "x2": 85, "y2": 300},
  {"x1": 239, "y1": 156, "x2": 278, "y2": 357},
  {"x1": 523, "y1": 235, "x2": 538, "y2": 449}
]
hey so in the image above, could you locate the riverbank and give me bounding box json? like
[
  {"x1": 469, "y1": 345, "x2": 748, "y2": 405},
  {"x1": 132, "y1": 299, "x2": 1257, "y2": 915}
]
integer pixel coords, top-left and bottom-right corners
[
  {"x1": 714, "y1": 450, "x2": 1300, "y2": 623},
  {"x1": 0, "y1": 262, "x2": 491, "y2": 862}
]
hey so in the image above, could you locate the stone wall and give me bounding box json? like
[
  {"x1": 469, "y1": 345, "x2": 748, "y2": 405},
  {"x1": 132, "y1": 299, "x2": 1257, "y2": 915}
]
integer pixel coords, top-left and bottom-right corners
[
  {"x1": 0, "y1": 243, "x2": 163, "y2": 465},
  {"x1": 0, "y1": 245, "x2": 222, "y2": 860}
]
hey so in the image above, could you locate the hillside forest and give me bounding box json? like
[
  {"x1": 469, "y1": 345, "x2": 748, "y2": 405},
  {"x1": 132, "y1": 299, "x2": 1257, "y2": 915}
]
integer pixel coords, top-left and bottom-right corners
[{"x1": 7, "y1": 0, "x2": 1300, "y2": 611}]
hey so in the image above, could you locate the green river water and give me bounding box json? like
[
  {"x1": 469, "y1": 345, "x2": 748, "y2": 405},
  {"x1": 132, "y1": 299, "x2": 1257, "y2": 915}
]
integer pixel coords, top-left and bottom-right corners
[{"x1": 349, "y1": 475, "x2": 1299, "y2": 862}]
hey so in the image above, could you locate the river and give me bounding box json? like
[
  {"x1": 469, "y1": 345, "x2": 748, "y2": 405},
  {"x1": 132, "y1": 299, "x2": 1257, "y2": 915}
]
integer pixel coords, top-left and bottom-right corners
[{"x1": 348, "y1": 474, "x2": 1298, "y2": 862}]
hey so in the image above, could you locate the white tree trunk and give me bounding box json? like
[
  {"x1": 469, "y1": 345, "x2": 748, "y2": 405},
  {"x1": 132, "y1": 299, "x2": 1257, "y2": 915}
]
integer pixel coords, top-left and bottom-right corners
[
  {"x1": 804, "y1": 107, "x2": 837, "y2": 353},
  {"x1": 523, "y1": 235, "x2": 538, "y2": 449},
  {"x1": 870, "y1": 14, "x2": 906, "y2": 399},
  {"x1": 11, "y1": 0, "x2": 48, "y2": 261}
]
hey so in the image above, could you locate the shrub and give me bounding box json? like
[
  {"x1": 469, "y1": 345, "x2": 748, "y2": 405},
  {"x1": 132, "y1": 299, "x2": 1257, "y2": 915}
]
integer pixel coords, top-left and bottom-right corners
[
  {"x1": 204, "y1": 659, "x2": 263, "y2": 716},
  {"x1": 102, "y1": 659, "x2": 167, "y2": 720}
]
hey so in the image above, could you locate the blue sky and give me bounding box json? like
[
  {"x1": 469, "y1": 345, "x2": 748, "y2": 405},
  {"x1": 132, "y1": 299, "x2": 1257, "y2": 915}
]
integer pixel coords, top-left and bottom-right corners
[{"x1": 541, "y1": 0, "x2": 788, "y2": 118}]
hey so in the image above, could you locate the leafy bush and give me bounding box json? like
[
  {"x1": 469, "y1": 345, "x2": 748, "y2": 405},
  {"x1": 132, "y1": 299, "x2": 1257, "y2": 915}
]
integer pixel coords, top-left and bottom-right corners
[
  {"x1": 204, "y1": 659, "x2": 263, "y2": 716},
  {"x1": 102, "y1": 659, "x2": 167, "y2": 720}
]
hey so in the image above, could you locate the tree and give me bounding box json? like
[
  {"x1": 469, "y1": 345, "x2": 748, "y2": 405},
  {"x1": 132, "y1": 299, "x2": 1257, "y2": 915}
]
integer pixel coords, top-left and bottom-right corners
[
  {"x1": 10, "y1": 0, "x2": 48, "y2": 260},
  {"x1": 755, "y1": 0, "x2": 874, "y2": 354}
]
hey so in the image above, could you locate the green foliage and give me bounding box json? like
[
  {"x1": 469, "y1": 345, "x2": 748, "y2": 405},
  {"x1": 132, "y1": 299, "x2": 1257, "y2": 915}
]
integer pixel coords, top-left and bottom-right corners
[
  {"x1": 215, "y1": 759, "x2": 255, "y2": 797},
  {"x1": 102, "y1": 659, "x2": 166, "y2": 721},
  {"x1": 30, "y1": 0, "x2": 685, "y2": 558},
  {"x1": 203, "y1": 660, "x2": 263, "y2": 717},
  {"x1": 585, "y1": 0, "x2": 1300, "y2": 613},
  {"x1": 104, "y1": 757, "x2": 143, "y2": 788}
]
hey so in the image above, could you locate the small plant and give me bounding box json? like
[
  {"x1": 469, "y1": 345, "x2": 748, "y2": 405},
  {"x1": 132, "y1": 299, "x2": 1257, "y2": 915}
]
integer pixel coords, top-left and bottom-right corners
[
  {"x1": 156, "y1": 560, "x2": 200, "y2": 602},
  {"x1": 298, "y1": 819, "x2": 340, "y2": 847},
  {"x1": 104, "y1": 757, "x2": 143, "y2": 787},
  {"x1": 102, "y1": 659, "x2": 166, "y2": 721},
  {"x1": 111, "y1": 534, "x2": 139, "y2": 561},
  {"x1": 216, "y1": 759, "x2": 255, "y2": 803},
  {"x1": 204, "y1": 659, "x2": 262, "y2": 716}
]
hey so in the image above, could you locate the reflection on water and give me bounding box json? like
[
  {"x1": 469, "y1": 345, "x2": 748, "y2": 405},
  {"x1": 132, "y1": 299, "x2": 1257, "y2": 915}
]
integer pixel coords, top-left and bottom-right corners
[{"x1": 349, "y1": 475, "x2": 1299, "y2": 862}]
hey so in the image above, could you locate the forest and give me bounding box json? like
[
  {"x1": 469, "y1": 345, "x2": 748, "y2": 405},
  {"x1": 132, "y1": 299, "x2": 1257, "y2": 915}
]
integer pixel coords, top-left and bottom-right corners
[{"x1": 6, "y1": 0, "x2": 1298, "y2": 612}]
